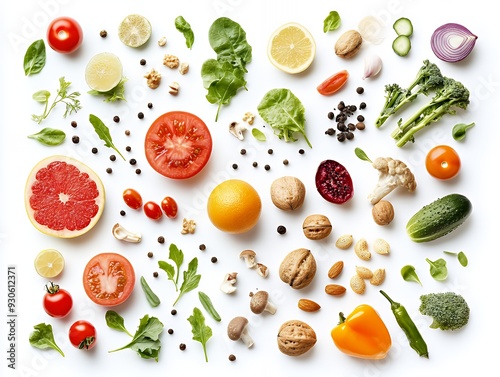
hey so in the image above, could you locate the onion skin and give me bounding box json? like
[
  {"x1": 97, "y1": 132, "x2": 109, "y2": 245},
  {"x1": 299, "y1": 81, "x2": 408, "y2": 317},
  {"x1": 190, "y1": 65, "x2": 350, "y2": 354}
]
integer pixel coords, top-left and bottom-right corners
[{"x1": 430, "y1": 23, "x2": 477, "y2": 63}]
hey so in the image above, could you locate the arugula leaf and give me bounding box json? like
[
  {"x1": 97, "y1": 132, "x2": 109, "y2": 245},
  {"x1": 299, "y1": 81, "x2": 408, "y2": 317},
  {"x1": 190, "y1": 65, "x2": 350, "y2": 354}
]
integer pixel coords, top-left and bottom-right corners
[
  {"x1": 174, "y1": 257, "x2": 201, "y2": 306},
  {"x1": 187, "y1": 307, "x2": 212, "y2": 362},
  {"x1": 105, "y1": 310, "x2": 133, "y2": 337},
  {"x1": 257, "y1": 88, "x2": 312, "y2": 148},
  {"x1": 28, "y1": 127, "x2": 66, "y2": 146},
  {"x1": 88, "y1": 77, "x2": 127, "y2": 102},
  {"x1": 29, "y1": 323, "x2": 65, "y2": 357},
  {"x1": 323, "y1": 11, "x2": 341, "y2": 33},
  {"x1": 175, "y1": 16, "x2": 195, "y2": 49},
  {"x1": 89, "y1": 114, "x2": 125, "y2": 160},
  {"x1": 158, "y1": 261, "x2": 176, "y2": 288},
  {"x1": 24, "y1": 39, "x2": 46, "y2": 76},
  {"x1": 169, "y1": 243, "x2": 184, "y2": 286}
]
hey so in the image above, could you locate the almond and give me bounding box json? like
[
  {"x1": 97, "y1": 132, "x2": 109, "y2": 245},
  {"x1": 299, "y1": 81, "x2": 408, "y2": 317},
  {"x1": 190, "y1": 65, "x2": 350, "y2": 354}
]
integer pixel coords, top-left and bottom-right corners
[
  {"x1": 355, "y1": 266, "x2": 373, "y2": 279},
  {"x1": 354, "y1": 238, "x2": 371, "y2": 261},
  {"x1": 373, "y1": 238, "x2": 390, "y2": 255},
  {"x1": 335, "y1": 234, "x2": 353, "y2": 249},
  {"x1": 328, "y1": 261, "x2": 344, "y2": 279},
  {"x1": 325, "y1": 284, "x2": 346, "y2": 296},
  {"x1": 298, "y1": 299, "x2": 321, "y2": 312},
  {"x1": 350, "y1": 274, "x2": 366, "y2": 294},
  {"x1": 370, "y1": 268, "x2": 386, "y2": 286}
]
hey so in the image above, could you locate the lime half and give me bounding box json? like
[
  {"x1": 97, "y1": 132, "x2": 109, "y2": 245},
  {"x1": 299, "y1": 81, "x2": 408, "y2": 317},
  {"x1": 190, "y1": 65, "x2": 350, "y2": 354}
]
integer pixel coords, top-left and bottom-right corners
[
  {"x1": 118, "y1": 14, "x2": 152, "y2": 48},
  {"x1": 34, "y1": 249, "x2": 65, "y2": 278},
  {"x1": 85, "y1": 52, "x2": 123, "y2": 92}
]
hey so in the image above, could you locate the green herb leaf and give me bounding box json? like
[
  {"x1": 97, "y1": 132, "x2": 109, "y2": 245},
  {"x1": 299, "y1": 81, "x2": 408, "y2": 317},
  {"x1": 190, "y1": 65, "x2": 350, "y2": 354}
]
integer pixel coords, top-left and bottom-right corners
[
  {"x1": 452, "y1": 122, "x2": 475, "y2": 141},
  {"x1": 457, "y1": 251, "x2": 468, "y2": 267},
  {"x1": 198, "y1": 291, "x2": 221, "y2": 322},
  {"x1": 140, "y1": 276, "x2": 161, "y2": 307},
  {"x1": 257, "y1": 88, "x2": 311, "y2": 148},
  {"x1": 187, "y1": 307, "x2": 212, "y2": 362},
  {"x1": 354, "y1": 147, "x2": 372, "y2": 162},
  {"x1": 105, "y1": 310, "x2": 133, "y2": 337},
  {"x1": 32, "y1": 90, "x2": 51, "y2": 103},
  {"x1": 175, "y1": 16, "x2": 195, "y2": 49},
  {"x1": 401, "y1": 265, "x2": 422, "y2": 285},
  {"x1": 158, "y1": 260, "x2": 177, "y2": 289},
  {"x1": 88, "y1": 77, "x2": 127, "y2": 102},
  {"x1": 169, "y1": 243, "x2": 184, "y2": 285},
  {"x1": 426, "y1": 258, "x2": 448, "y2": 281},
  {"x1": 174, "y1": 257, "x2": 201, "y2": 306},
  {"x1": 251, "y1": 128, "x2": 266, "y2": 141},
  {"x1": 89, "y1": 114, "x2": 125, "y2": 160},
  {"x1": 29, "y1": 323, "x2": 65, "y2": 356},
  {"x1": 24, "y1": 39, "x2": 46, "y2": 76},
  {"x1": 323, "y1": 11, "x2": 341, "y2": 33},
  {"x1": 28, "y1": 127, "x2": 66, "y2": 146}
]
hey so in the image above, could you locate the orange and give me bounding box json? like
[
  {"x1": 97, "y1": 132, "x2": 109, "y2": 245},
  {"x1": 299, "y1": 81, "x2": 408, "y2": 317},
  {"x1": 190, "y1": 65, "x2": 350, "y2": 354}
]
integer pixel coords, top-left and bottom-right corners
[{"x1": 207, "y1": 179, "x2": 262, "y2": 234}]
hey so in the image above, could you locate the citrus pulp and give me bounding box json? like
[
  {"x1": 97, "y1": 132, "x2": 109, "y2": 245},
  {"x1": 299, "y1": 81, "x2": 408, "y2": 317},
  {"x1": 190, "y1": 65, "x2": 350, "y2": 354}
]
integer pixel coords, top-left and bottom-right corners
[{"x1": 34, "y1": 249, "x2": 65, "y2": 278}]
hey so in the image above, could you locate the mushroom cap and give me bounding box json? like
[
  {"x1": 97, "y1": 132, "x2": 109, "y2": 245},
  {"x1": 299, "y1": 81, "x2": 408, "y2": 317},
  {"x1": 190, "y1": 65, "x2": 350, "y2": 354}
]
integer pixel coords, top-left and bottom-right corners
[
  {"x1": 249, "y1": 291, "x2": 269, "y2": 314},
  {"x1": 240, "y1": 249, "x2": 256, "y2": 258},
  {"x1": 227, "y1": 316, "x2": 249, "y2": 340}
]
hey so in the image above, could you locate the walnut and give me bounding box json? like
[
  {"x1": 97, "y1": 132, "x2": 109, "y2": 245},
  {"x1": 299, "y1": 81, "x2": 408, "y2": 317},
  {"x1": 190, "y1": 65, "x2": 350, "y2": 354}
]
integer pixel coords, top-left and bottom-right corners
[
  {"x1": 335, "y1": 30, "x2": 363, "y2": 58},
  {"x1": 242, "y1": 112, "x2": 255, "y2": 125},
  {"x1": 302, "y1": 214, "x2": 332, "y2": 240},
  {"x1": 144, "y1": 68, "x2": 161, "y2": 89},
  {"x1": 163, "y1": 54, "x2": 180, "y2": 69},
  {"x1": 270, "y1": 176, "x2": 306, "y2": 211},
  {"x1": 372, "y1": 200, "x2": 395, "y2": 225},
  {"x1": 168, "y1": 82, "x2": 180, "y2": 95},
  {"x1": 277, "y1": 320, "x2": 317, "y2": 356},
  {"x1": 178, "y1": 62, "x2": 189, "y2": 75},
  {"x1": 181, "y1": 218, "x2": 196, "y2": 234},
  {"x1": 279, "y1": 248, "x2": 316, "y2": 289}
]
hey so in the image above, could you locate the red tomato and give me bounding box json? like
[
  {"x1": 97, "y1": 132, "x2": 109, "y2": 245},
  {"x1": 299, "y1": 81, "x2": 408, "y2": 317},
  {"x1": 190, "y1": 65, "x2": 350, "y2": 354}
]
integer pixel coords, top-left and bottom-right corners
[
  {"x1": 425, "y1": 145, "x2": 461, "y2": 180},
  {"x1": 69, "y1": 320, "x2": 96, "y2": 350},
  {"x1": 123, "y1": 188, "x2": 143, "y2": 209},
  {"x1": 161, "y1": 196, "x2": 178, "y2": 218},
  {"x1": 317, "y1": 70, "x2": 349, "y2": 95},
  {"x1": 145, "y1": 111, "x2": 212, "y2": 179},
  {"x1": 83, "y1": 253, "x2": 135, "y2": 306},
  {"x1": 47, "y1": 17, "x2": 83, "y2": 54},
  {"x1": 43, "y1": 282, "x2": 73, "y2": 318},
  {"x1": 144, "y1": 201, "x2": 162, "y2": 220}
]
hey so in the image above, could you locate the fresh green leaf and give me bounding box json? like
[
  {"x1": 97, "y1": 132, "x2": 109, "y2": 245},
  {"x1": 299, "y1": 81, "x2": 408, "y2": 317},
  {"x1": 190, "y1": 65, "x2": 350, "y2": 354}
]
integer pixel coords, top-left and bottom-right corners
[
  {"x1": 187, "y1": 307, "x2": 212, "y2": 362},
  {"x1": 175, "y1": 16, "x2": 195, "y2": 49},
  {"x1": 251, "y1": 128, "x2": 266, "y2": 141},
  {"x1": 140, "y1": 276, "x2": 161, "y2": 307},
  {"x1": 24, "y1": 39, "x2": 46, "y2": 76},
  {"x1": 198, "y1": 291, "x2": 221, "y2": 322},
  {"x1": 452, "y1": 122, "x2": 475, "y2": 141},
  {"x1": 426, "y1": 258, "x2": 448, "y2": 281},
  {"x1": 105, "y1": 310, "x2": 133, "y2": 337},
  {"x1": 88, "y1": 77, "x2": 127, "y2": 102},
  {"x1": 401, "y1": 265, "x2": 422, "y2": 285},
  {"x1": 28, "y1": 127, "x2": 66, "y2": 146},
  {"x1": 89, "y1": 114, "x2": 125, "y2": 160},
  {"x1": 169, "y1": 243, "x2": 184, "y2": 285},
  {"x1": 174, "y1": 257, "x2": 201, "y2": 306},
  {"x1": 29, "y1": 323, "x2": 65, "y2": 356},
  {"x1": 158, "y1": 260, "x2": 176, "y2": 289},
  {"x1": 444, "y1": 250, "x2": 468, "y2": 267},
  {"x1": 32, "y1": 90, "x2": 50, "y2": 103},
  {"x1": 257, "y1": 88, "x2": 311, "y2": 148},
  {"x1": 323, "y1": 11, "x2": 341, "y2": 33},
  {"x1": 354, "y1": 147, "x2": 372, "y2": 162}
]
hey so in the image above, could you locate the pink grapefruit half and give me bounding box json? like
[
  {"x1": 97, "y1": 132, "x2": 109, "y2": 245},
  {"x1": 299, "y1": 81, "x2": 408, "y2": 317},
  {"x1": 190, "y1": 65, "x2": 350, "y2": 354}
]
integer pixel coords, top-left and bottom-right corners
[{"x1": 25, "y1": 155, "x2": 105, "y2": 238}]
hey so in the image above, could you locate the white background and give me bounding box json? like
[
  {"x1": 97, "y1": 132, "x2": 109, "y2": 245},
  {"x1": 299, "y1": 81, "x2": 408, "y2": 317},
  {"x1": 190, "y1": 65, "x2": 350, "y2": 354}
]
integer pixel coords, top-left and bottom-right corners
[{"x1": 1, "y1": 0, "x2": 499, "y2": 376}]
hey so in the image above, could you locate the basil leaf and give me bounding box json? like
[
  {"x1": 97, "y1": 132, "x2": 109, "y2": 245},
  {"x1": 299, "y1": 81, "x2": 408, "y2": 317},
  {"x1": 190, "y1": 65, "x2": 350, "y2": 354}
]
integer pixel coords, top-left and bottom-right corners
[
  {"x1": 354, "y1": 147, "x2": 372, "y2": 162},
  {"x1": 105, "y1": 310, "x2": 133, "y2": 336},
  {"x1": 140, "y1": 276, "x2": 161, "y2": 307},
  {"x1": 28, "y1": 127, "x2": 66, "y2": 146},
  {"x1": 32, "y1": 90, "x2": 50, "y2": 103},
  {"x1": 426, "y1": 258, "x2": 448, "y2": 281},
  {"x1": 29, "y1": 323, "x2": 65, "y2": 356},
  {"x1": 198, "y1": 291, "x2": 221, "y2": 322},
  {"x1": 175, "y1": 16, "x2": 194, "y2": 49},
  {"x1": 251, "y1": 128, "x2": 266, "y2": 141},
  {"x1": 324, "y1": 11, "x2": 341, "y2": 33},
  {"x1": 89, "y1": 114, "x2": 125, "y2": 160},
  {"x1": 452, "y1": 122, "x2": 475, "y2": 141},
  {"x1": 24, "y1": 39, "x2": 46, "y2": 76},
  {"x1": 400, "y1": 265, "x2": 422, "y2": 285},
  {"x1": 187, "y1": 307, "x2": 212, "y2": 362}
]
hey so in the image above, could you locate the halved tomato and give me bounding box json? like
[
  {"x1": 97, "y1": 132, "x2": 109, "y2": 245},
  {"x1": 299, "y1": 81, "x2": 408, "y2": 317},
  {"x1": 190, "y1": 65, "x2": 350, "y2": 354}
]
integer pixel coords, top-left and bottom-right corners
[
  {"x1": 145, "y1": 111, "x2": 213, "y2": 179},
  {"x1": 83, "y1": 253, "x2": 135, "y2": 306}
]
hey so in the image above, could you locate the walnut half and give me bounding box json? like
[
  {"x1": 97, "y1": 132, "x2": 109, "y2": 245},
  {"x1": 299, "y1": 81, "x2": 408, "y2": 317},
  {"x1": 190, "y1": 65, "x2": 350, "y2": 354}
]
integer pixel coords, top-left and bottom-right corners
[
  {"x1": 144, "y1": 68, "x2": 161, "y2": 89},
  {"x1": 277, "y1": 320, "x2": 317, "y2": 356},
  {"x1": 279, "y1": 248, "x2": 316, "y2": 289}
]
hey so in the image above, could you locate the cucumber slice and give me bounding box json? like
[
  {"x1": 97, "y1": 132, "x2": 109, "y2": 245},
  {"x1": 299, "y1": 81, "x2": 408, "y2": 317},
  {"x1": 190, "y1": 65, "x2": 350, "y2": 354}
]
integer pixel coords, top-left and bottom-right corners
[
  {"x1": 392, "y1": 35, "x2": 411, "y2": 56},
  {"x1": 393, "y1": 17, "x2": 413, "y2": 36}
]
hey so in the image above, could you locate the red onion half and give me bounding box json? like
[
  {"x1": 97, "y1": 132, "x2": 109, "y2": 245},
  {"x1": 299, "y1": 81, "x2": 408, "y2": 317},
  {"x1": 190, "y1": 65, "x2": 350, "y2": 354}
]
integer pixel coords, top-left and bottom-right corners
[{"x1": 430, "y1": 23, "x2": 478, "y2": 62}]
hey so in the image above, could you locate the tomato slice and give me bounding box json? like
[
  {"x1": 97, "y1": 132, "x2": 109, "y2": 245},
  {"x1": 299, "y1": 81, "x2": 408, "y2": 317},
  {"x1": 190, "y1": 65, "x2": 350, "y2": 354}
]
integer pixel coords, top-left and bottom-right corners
[
  {"x1": 145, "y1": 111, "x2": 213, "y2": 179},
  {"x1": 83, "y1": 253, "x2": 135, "y2": 306},
  {"x1": 317, "y1": 70, "x2": 349, "y2": 95}
]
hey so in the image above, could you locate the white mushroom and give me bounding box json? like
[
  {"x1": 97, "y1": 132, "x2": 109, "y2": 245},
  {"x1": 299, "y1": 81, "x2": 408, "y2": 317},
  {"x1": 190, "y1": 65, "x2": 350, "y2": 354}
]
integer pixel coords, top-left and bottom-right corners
[
  {"x1": 227, "y1": 316, "x2": 253, "y2": 347},
  {"x1": 112, "y1": 223, "x2": 142, "y2": 243},
  {"x1": 256, "y1": 263, "x2": 269, "y2": 278},
  {"x1": 240, "y1": 250, "x2": 257, "y2": 269},
  {"x1": 249, "y1": 291, "x2": 277, "y2": 315},
  {"x1": 229, "y1": 121, "x2": 247, "y2": 140},
  {"x1": 220, "y1": 272, "x2": 238, "y2": 294}
]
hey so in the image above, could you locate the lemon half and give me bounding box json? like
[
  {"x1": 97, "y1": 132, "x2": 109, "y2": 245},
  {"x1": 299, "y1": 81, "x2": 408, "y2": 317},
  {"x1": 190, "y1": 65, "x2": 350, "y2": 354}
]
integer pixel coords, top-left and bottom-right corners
[
  {"x1": 34, "y1": 249, "x2": 65, "y2": 278},
  {"x1": 118, "y1": 14, "x2": 152, "y2": 48},
  {"x1": 85, "y1": 52, "x2": 123, "y2": 92}
]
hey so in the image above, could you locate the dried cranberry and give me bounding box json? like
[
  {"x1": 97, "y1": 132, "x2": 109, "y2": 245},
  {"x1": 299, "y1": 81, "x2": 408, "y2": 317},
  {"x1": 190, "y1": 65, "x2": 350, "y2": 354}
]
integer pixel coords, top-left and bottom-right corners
[{"x1": 315, "y1": 160, "x2": 354, "y2": 204}]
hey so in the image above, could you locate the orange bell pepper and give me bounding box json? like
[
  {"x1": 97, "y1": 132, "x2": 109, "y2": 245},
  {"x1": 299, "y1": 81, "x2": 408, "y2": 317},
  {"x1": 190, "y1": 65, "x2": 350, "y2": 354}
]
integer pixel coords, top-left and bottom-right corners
[{"x1": 331, "y1": 304, "x2": 392, "y2": 359}]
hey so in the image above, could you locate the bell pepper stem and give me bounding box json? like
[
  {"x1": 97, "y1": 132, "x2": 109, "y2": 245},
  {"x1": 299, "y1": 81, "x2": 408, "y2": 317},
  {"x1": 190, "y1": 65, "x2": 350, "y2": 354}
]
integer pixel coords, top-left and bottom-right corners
[{"x1": 338, "y1": 312, "x2": 346, "y2": 325}]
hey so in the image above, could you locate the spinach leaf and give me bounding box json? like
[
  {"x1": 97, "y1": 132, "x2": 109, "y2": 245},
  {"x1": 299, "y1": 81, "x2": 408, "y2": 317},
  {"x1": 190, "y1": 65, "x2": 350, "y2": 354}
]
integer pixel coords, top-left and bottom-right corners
[
  {"x1": 29, "y1": 323, "x2": 65, "y2": 356},
  {"x1": 187, "y1": 307, "x2": 212, "y2": 362},
  {"x1": 89, "y1": 114, "x2": 125, "y2": 160},
  {"x1": 401, "y1": 265, "x2": 422, "y2": 285},
  {"x1": 24, "y1": 39, "x2": 46, "y2": 76},
  {"x1": 105, "y1": 310, "x2": 133, "y2": 336},
  {"x1": 28, "y1": 127, "x2": 66, "y2": 146},
  {"x1": 452, "y1": 122, "x2": 475, "y2": 141},
  {"x1": 175, "y1": 16, "x2": 195, "y2": 49},
  {"x1": 323, "y1": 11, "x2": 341, "y2": 33},
  {"x1": 426, "y1": 258, "x2": 448, "y2": 281},
  {"x1": 444, "y1": 250, "x2": 469, "y2": 267},
  {"x1": 257, "y1": 88, "x2": 312, "y2": 148},
  {"x1": 88, "y1": 77, "x2": 127, "y2": 102},
  {"x1": 354, "y1": 147, "x2": 372, "y2": 162},
  {"x1": 198, "y1": 291, "x2": 221, "y2": 322}
]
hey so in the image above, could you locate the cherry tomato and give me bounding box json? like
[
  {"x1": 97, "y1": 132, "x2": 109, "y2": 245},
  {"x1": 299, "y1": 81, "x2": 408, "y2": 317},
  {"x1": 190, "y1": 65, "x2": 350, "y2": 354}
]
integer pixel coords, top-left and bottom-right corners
[
  {"x1": 43, "y1": 282, "x2": 73, "y2": 318},
  {"x1": 317, "y1": 70, "x2": 349, "y2": 95},
  {"x1": 123, "y1": 188, "x2": 143, "y2": 209},
  {"x1": 425, "y1": 145, "x2": 461, "y2": 180},
  {"x1": 69, "y1": 320, "x2": 96, "y2": 350},
  {"x1": 161, "y1": 196, "x2": 178, "y2": 218},
  {"x1": 144, "y1": 201, "x2": 163, "y2": 220},
  {"x1": 145, "y1": 111, "x2": 212, "y2": 179},
  {"x1": 46, "y1": 17, "x2": 83, "y2": 54},
  {"x1": 83, "y1": 253, "x2": 135, "y2": 306}
]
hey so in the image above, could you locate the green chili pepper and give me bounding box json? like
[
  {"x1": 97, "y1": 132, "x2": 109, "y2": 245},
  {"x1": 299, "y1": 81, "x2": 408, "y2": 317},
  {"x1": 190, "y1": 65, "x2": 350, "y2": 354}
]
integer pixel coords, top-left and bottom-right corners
[
  {"x1": 380, "y1": 290, "x2": 428, "y2": 358},
  {"x1": 198, "y1": 291, "x2": 221, "y2": 322},
  {"x1": 140, "y1": 276, "x2": 161, "y2": 307}
]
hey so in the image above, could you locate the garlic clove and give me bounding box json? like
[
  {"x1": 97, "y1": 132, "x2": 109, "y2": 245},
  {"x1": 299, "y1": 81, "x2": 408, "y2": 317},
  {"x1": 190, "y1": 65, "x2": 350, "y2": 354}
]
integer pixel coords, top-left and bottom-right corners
[
  {"x1": 112, "y1": 223, "x2": 142, "y2": 243},
  {"x1": 362, "y1": 54, "x2": 383, "y2": 80}
]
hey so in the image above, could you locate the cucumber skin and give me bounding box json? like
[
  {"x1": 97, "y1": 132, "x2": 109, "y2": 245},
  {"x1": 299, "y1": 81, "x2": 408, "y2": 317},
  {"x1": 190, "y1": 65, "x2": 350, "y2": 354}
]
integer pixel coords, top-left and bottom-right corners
[{"x1": 406, "y1": 194, "x2": 472, "y2": 243}]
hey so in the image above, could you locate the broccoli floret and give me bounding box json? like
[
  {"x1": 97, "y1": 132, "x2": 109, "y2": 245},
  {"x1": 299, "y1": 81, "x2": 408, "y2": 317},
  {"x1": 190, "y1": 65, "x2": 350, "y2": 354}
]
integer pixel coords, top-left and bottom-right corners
[{"x1": 419, "y1": 292, "x2": 470, "y2": 331}]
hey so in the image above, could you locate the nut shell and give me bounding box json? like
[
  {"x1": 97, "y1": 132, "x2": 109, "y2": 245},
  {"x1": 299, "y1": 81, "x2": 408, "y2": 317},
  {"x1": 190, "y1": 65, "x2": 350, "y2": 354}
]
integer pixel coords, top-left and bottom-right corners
[
  {"x1": 277, "y1": 320, "x2": 317, "y2": 356},
  {"x1": 335, "y1": 30, "x2": 363, "y2": 58},
  {"x1": 372, "y1": 200, "x2": 395, "y2": 225},
  {"x1": 279, "y1": 248, "x2": 317, "y2": 289},
  {"x1": 270, "y1": 176, "x2": 306, "y2": 211},
  {"x1": 302, "y1": 214, "x2": 332, "y2": 240}
]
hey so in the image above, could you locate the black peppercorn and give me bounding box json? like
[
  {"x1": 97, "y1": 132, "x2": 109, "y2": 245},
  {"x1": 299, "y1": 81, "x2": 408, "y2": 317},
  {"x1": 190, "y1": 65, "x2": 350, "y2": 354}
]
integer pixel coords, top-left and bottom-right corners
[
  {"x1": 327, "y1": 111, "x2": 334, "y2": 120},
  {"x1": 113, "y1": 116, "x2": 120, "y2": 123},
  {"x1": 359, "y1": 102, "x2": 367, "y2": 109},
  {"x1": 147, "y1": 251, "x2": 153, "y2": 258},
  {"x1": 298, "y1": 149, "x2": 305, "y2": 154},
  {"x1": 199, "y1": 244, "x2": 206, "y2": 251},
  {"x1": 147, "y1": 102, "x2": 153, "y2": 109},
  {"x1": 125, "y1": 130, "x2": 130, "y2": 136},
  {"x1": 120, "y1": 210, "x2": 126, "y2": 216},
  {"x1": 252, "y1": 161, "x2": 258, "y2": 167},
  {"x1": 110, "y1": 155, "x2": 116, "y2": 162},
  {"x1": 357, "y1": 115, "x2": 365, "y2": 122},
  {"x1": 356, "y1": 87, "x2": 364, "y2": 94},
  {"x1": 232, "y1": 163, "x2": 238, "y2": 169},
  {"x1": 179, "y1": 343, "x2": 186, "y2": 351},
  {"x1": 240, "y1": 149, "x2": 246, "y2": 155},
  {"x1": 106, "y1": 168, "x2": 112, "y2": 174},
  {"x1": 277, "y1": 225, "x2": 286, "y2": 234},
  {"x1": 337, "y1": 133, "x2": 346, "y2": 142},
  {"x1": 346, "y1": 131, "x2": 354, "y2": 140},
  {"x1": 283, "y1": 159, "x2": 289, "y2": 165},
  {"x1": 140, "y1": 59, "x2": 146, "y2": 65},
  {"x1": 267, "y1": 149, "x2": 273, "y2": 154},
  {"x1": 91, "y1": 147, "x2": 98, "y2": 154},
  {"x1": 129, "y1": 158, "x2": 137, "y2": 165},
  {"x1": 71, "y1": 121, "x2": 77, "y2": 128},
  {"x1": 135, "y1": 168, "x2": 142, "y2": 175},
  {"x1": 228, "y1": 354, "x2": 236, "y2": 361},
  {"x1": 211, "y1": 257, "x2": 217, "y2": 263},
  {"x1": 168, "y1": 329, "x2": 174, "y2": 335},
  {"x1": 153, "y1": 271, "x2": 158, "y2": 278},
  {"x1": 264, "y1": 164, "x2": 270, "y2": 171},
  {"x1": 171, "y1": 309, "x2": 177, "y2": 315},
  {"x1": 126, "y1": 146, "x2": 131, "y2": 152},
  {"x1": 157, "y1": 236, "x2": 165, "y2": 244},
  {"x1": 72, "y1": 135, "x2": 79, "y2": 144},
  {"x1": 325, "y1": 128, "x2": 335, "y2": 136},
  {"x1": 100, "y1": 30, "x2": 107, "y2": 38},
  {"x1": 138, "y1": 112, "x2": 144, "y2": 119}
]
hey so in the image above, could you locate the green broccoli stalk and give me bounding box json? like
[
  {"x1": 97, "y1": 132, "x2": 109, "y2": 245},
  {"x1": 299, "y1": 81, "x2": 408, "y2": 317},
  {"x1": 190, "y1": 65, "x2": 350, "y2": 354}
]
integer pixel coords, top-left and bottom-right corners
[
  {"x1": 392, "y1": 77, "x2": 470, "y2": 147},
  {"x1": 419, "y1": 292, "x2": 470, "y2": 331},
  {"x1": 375, "y1": 60, "x2": 444, "y2": 128}
]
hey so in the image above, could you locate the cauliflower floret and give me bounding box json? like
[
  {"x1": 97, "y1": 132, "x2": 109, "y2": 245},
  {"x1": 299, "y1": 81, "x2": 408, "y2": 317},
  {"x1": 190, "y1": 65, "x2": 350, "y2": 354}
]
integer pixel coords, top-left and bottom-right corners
[{"x1": 367, "y1": 157, "x2": 416, "y2": 204}]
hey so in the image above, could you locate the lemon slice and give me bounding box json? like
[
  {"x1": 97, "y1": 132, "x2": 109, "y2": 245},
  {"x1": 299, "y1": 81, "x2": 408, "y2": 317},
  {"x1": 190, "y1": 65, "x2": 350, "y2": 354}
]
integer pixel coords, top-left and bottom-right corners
[
  {"x1": 34, "y1": 249, "x2": 65, "y2": 278},
  {"x1": 118, "y1": 14, "x2": 152, "y2": 48},
  {"x1": 268, "y1": 22, "x2": 316, "y2": 74},
  {"x1": 85, "y1": 52, "x2": 123, "y2": 92}
]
